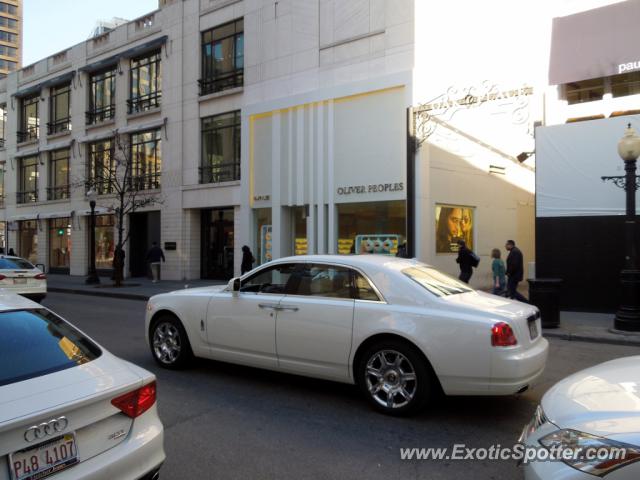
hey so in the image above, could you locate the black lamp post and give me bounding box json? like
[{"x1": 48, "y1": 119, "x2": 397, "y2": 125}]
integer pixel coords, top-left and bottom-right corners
[
  {"x1": 85, "y1": 187, "x2": 100, "y2": 285},
  {"x1": 602, "y1": 124, "x2": 640, "y2": 331}
]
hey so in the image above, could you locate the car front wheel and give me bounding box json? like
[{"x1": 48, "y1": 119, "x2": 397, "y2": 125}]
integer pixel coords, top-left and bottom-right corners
[
  {"x1": 150, "y1": 314, "x2": 193, "y2": 369},
  {"x1": 357, "y1": 339, "x2": 432, "y2": 416}
]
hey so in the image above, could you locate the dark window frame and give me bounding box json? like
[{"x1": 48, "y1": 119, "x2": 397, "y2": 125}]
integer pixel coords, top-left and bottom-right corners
[
  {"x1": 200, "y1": 110, "x2": 241, "y2": 184},
  {"x1": 48, "y1": 83, "x2": 72, "y2": 135},
  {"x1": 18, "y1": 94, "x2": 39, "y2": 143},
  {"x1": 128, "y1": 51, "x2": 162, "y2": 114},
  {"x1": 48, "y1": 149, "x2": 70, "y2": 201},
  {"x1": 87, "y1": 67, "x2": 116, "y2": 124},
  {"x1": 87, "y1": 139, "x2": 115, "y2": 195},
  {"x1": 17, "y1": 155, "x2": 38, "y2": 204},
  {"x1": 200, "y1": 18, "x2": 244, "y2": 95},
  {"x1": 130, "y1": 129, "x2": 162, "y2": 190}
]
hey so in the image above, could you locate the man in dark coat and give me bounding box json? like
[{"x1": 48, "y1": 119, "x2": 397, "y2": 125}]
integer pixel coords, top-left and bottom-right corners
[
  {"x1": 505, "y1": 239, "x2": 528, "y2": 302},
  {"x1": 146, "y1": 242, "x2": 165, "y2": 283},
  {"x1": 241, "y1": 245, "x2": 255, "y2": 275},
  {"x1": 455, "y1": 240, "x2": 474, "y2": 283}
]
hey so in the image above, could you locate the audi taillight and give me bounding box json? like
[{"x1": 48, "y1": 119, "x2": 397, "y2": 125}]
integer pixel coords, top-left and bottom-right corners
[
  {"x1": 111, "y1": 381, "x2": 157, "y2": 418},
  {"x1": 34, "y1": 273, "x2": 46, "y2": 280},
  {"x1": 491, "y1": 322, "x2": 517, "y2": 347}
]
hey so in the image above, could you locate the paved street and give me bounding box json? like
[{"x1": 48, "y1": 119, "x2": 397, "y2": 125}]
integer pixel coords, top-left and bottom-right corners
[{"x1": 43, "y1": 293, "x2": 639, "y2": 480}]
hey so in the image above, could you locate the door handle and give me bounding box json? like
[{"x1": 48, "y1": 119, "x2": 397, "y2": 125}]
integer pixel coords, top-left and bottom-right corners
[
  {"x1": 276, "y1": 305, "x2": 299, "y2": 312},
  {"x1": 258, "y1": 303, "x2": 279, "y2": 310}
]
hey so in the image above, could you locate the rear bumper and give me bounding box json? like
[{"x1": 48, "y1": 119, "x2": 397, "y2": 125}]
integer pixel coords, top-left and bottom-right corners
[
  {"x1": 48, "y1": 404, "x2": 165, "y2": 480},
  {"x1": 488, "y1": 337, "x2": 549, "y2": 394}
]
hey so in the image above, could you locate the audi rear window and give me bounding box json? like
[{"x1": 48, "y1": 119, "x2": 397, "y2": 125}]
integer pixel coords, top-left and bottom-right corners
[
  {"x1": 0, "y1": 309, "x2": 101, "y2": 386},
  {"x1": 0, "y1": 258, "x2": 35, "y2": 270}
]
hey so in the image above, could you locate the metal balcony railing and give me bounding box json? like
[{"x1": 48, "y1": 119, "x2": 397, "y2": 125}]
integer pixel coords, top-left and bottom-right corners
[
  {"x1": 47, "y1": 185, "x2": 70, "y2": 201},
  {"x1": 127, "y1": 91, "x2": 162, "y2": 114},
  {"x1": 128, "y1": 172, "x2": 161, "y2": 191},
  {"x1": 199, "y1": 162, "x2": 240, "y2": 184},
  {"x1": 86, "y1": 105, "x2": 115, "y2": 125},
  {"x1": 198, "y1": 69, "x2": 244, "y2": 96},
  {"x1": 47, "y1": 118, "x2": 71, "y2": 135},
  {"x1": 17, "y1": 126, "x2": 38, "y2": 143},
  {"x1": 17, "y1": 190, "x2": 38, "y2": 204}
]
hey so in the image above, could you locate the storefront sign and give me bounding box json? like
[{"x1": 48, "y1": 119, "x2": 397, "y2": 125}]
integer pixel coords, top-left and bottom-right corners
[
  {"x1": 619, "y1": 60, "x2": 640, "y2": 74},
  {"x1": 435, "y1": 204, "x2": 475, "y2": 254},
  {"x1": 253, "y1": 195, "x2": 270, "y2": 202},
  {"x1": 419, "y1": 85, "x2": 533, "y2": 113},
  {"x1": 164, "y1": 242, "x2": 177, "y2": 251},
  {"x1": 337, "y1": 182, "x2": 404, "y2": 196}
]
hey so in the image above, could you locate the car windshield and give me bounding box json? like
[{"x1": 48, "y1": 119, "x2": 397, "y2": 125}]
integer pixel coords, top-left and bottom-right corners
[
  {"x1": 0, "y1": 258, "x2": 35, "y2": 270},
  {"x1": 403, "y1": 266, "x2": 473, "y2": 297},
  {"x1": 0, "y1": 309, "x2": 101, "y2": 387}
]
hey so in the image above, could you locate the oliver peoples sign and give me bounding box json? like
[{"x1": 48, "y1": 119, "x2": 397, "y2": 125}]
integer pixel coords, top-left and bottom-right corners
[{"x1": 337, "y1": 182, "x2": 404, "y2": 195}]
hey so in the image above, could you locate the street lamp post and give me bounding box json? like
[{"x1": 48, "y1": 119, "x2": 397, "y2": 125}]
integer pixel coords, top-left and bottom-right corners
[
  {"x1": 602, "y1": 124, "x2": 640, "y2": 331},
  {"x1": 85, "y1": 187, "x2": 100, "y2": 285}
]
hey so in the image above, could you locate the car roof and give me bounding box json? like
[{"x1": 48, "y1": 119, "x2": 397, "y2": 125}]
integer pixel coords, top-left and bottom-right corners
[
  {"x1": 271, "y1": 254, "x2": 427, "y2": 271},
  {"x1": 0, "y1": 291, "x2": 42, "y2": 312}
]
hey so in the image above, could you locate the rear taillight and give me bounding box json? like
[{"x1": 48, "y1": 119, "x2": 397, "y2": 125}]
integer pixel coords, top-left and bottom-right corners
[
  {"x1": 111, "y1": 381, "x2": 157, "y2": 418},
  {"x1": 0, "y1": 274, "x2": 5, "y2": 280},
  {"x1": 34, "y1": 273, "x2": 46, "y2": 280},
  {"x1": 491, "y1": 322, "x2": 517, "y2": 347}
]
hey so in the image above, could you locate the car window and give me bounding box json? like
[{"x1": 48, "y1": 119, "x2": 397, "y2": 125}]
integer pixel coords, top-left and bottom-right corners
[
  {"x1": 0, "y1": 309, "x2": 102, "y2": 387},
  {"x1": 240, "y1": 263, "x2": 297, "y2": 294},
  {"x1": 403, "y1": 266, "x2": 473, "y2": 297},
  {"x1": 0, "y1": 258, "x2": 35, "y2": 270},
  {"x1": 353, "y1": 272, "x2": 381, "y2": 301},
  {"x1": 292, "y1": 264, "x2": 354, "y2": 299}
]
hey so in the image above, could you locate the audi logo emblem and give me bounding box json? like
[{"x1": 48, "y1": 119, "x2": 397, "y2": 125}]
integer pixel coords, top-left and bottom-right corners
[{"x1": 24, "y1": 417, "x2": 69, "y2": 443}]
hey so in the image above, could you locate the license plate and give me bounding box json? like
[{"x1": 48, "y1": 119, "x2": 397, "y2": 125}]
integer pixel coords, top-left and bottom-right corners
[
  {"x1": 9, "y1": 434, "x2": 79, "y2": 480},
  {"x1": 13, "y1": 278, "x2": 27, "y2": 285},
  {"x1": 528, "y1": 318, "x2": 539, "y2": 339}
]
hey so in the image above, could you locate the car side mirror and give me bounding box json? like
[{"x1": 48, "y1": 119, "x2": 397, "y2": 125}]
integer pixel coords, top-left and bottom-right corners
[{"x1": 228, "y1": 277, "x2": 241, "y2": 296}]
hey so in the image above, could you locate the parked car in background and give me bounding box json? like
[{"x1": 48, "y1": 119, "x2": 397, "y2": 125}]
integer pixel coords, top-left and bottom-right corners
[
  {"x1": 0, "y1": 293, "x2": 165, "y2": 480},
  {"x1": 0, "y1": 255, "x2": 47, "y2": 302},
  {"x1": 519, "y1": 356, "x2": 640, "y2": 479},
  {"x1": 146, "y1": 255, "x2": 548, "y2": 415}
]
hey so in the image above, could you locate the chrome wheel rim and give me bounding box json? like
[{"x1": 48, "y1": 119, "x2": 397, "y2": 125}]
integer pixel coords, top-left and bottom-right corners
[
  {"x1": 365, "y1": 350, "x2": 417, "y2": 409},
  {"x1": 153, "y1": 322, "x2": 182, "y2": 364}
]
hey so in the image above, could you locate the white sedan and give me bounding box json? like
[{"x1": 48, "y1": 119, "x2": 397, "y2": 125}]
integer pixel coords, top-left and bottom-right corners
[
  {"x1": 0, "y1": 293, "x2": 165, "y2": 480},
  {"x1": 520, "y1": 356, "x2": 640, "y2": 479},
  {"x1": 145, "y1": 255, "x2": 548, "y2": 415},
  {"x1": 0, "y1": 255, "x2": 47, "y2": 302}
]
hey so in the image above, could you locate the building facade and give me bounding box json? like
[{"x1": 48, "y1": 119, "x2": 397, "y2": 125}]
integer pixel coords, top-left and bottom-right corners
[
  {"x1": 0, "y1": 0, "x2": 625, "y2": 288},
  {"x1": 0, "y1": 0, "x2": 21, "y2": 76}
]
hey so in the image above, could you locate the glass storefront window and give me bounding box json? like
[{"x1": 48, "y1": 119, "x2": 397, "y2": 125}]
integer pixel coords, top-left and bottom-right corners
[
  {"x1": 18, "y1": 220, "x2": 38, "y2": 264},
  {"x1": 337, "y1": 201, "x2": 406, "y2": 255},
  {"x1": 49, "y1": 218, "x2": 71, "y2": 271},
  {"x1": 95, "y1": 215, "x2": 115, "y2": 270},
  {"x1": 291, "y1": 206, "x2": 307, "y2": 255},
  {"x1": 254, "y1": 208, "x2": 272, "y2": 265}
]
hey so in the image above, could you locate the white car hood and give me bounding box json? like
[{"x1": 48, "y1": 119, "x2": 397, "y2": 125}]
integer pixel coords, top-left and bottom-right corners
[
  {"x1": 542, "y1": 356, "x2": 640, "y2": 441},
  {"x1": 167, "y1": 285, "x2": 227, "y2": 295},
  {"x1": 440, "y1": 290, "x2": 535, "y2": 320}
]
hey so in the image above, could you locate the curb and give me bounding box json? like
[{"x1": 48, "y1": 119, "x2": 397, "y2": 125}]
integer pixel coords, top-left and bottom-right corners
[
  {"x1": 543, "y1": 330, "x2": 640, "y2": 347},
  {"x1": 49, "y1": 287, "x2": 150, "y2": 301}
]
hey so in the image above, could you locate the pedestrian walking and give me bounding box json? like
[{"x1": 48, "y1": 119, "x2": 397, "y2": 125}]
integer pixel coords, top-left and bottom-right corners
[
  {"x1": 8, "y1": 248, "x2": 15, "y2": 256},
  {"x1": 396, "y1": 241, "x2": 409, "y2": 258},
  {"x1": 241, "y1": 245, "x2": 255, "y2": 275},
  {"x1": 146, "y1": 242, "x2": 165, "y2": 283},
  {"x1": 456, "y1": 239, "x2": 478, "y2": 284},
  {"x1": 505, "y1": 239, "x2": 528, "y2": 302},
  {"x1": 491, "y1": 248, "x2": 506, "y2": 295}
]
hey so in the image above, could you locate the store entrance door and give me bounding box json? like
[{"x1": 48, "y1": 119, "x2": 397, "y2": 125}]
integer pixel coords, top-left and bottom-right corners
[
  {"x1": 129, "y1": 211, "x2": 161, "y2": 277},
  {"x1": 201, "y1": 208, "x2": 234, "y2": 280}
]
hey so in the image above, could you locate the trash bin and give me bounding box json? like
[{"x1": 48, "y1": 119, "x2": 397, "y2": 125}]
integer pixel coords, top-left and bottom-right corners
[{"x1": 527, "y1": 278, "x2": 563, "y2": 328}]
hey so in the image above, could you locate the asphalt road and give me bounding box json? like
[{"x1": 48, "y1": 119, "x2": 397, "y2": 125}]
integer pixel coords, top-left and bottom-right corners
[{"x1": 42, "y1": 293, "x2": 640, "y2": 480}]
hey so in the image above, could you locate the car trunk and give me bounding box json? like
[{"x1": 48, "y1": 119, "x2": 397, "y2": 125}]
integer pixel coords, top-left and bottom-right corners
[
  {"x1": 0, "y1": 269, "x2": 43, "y2": 288},
  {"x1": 0, "y1": 354, "x2": 144, "y2": 480},
  {"x1": 441, "y1": 291, "x2": 542, "y2": 347}
]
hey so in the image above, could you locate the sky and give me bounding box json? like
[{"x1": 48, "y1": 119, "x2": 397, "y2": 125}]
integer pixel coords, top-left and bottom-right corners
[{"x1": 23, "y1": 0, "x2": 159, "y2": 66}]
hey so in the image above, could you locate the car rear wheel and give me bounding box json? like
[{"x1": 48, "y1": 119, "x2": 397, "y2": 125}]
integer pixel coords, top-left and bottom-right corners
[
  {"x1": 150, "y1": 314, "x2": 193, "y2": 369},
  {"x1": 357, "y1": 339, "x2": 433, "y2": 416}
]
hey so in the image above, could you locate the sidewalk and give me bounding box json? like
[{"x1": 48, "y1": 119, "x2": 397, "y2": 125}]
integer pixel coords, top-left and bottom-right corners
[
  {"x1": 47, "y1": 274, "x2": 226, "y2": 301},
  {"x1": 543, "y1": 311, "x2": 640, "y2": 347}
]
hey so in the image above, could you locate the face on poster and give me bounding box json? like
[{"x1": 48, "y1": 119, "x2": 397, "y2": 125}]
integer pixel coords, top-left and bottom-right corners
[{"x1": 435, "y1": 205, "x2": 474, "y2": 253}]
